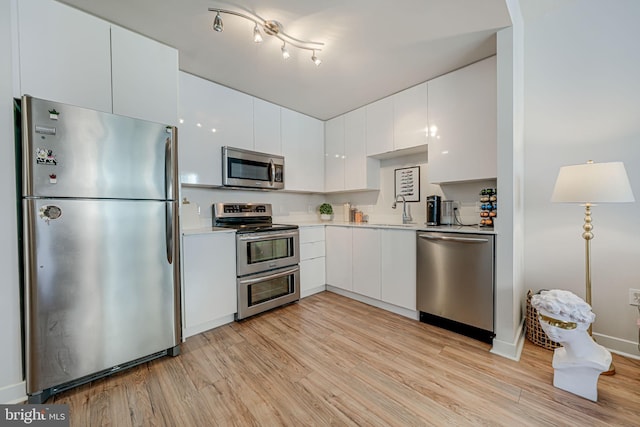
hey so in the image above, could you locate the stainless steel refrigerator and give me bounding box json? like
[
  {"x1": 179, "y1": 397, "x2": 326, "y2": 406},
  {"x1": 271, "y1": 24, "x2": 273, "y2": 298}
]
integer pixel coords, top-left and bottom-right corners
[{"x1": 19, "y1": 95, "x2": 181, "y2": 403}]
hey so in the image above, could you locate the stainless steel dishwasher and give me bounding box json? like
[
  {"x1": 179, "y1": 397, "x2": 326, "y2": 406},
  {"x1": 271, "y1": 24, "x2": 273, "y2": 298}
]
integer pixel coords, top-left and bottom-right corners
[{"x1": 416, "y1": 231, "x2": 495, "y2": 343}]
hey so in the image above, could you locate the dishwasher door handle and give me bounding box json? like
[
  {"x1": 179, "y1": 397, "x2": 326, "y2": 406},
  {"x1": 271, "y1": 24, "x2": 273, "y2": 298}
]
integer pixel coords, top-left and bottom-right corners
[{"x1": 418, "y1": 234, "x2": 489, "y2": 243}]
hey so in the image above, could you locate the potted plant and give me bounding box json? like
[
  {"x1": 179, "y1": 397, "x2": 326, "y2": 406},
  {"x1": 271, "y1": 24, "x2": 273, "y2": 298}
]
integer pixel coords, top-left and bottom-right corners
[{"x1": 319, "y1": 203, "x2": 333, "y2": 221}]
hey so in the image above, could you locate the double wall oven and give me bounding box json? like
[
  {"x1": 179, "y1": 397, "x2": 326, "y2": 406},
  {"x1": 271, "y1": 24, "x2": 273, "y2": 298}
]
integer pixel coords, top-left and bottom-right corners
[{"x1": 214, "y1": 203, "x2": 300, "y2": 320}]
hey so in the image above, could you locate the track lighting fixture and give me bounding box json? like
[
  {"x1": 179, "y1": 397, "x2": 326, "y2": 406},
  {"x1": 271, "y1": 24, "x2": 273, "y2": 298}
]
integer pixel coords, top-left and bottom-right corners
[
  {"x1": 311, "y1": 50, "x2": 322, "y2": 66},
  {"x1": 212, "y1": 11, "x2": 223, "y2": 32},
  {"x1": 281, "y1": 42, "x2": 290, "y2": 60},
  {"x1": 253, "y1": 24, "x2": 263, "y2": 43},
  {"x1": 208, "y1": 8, "x2": 323, "y2": 65}
]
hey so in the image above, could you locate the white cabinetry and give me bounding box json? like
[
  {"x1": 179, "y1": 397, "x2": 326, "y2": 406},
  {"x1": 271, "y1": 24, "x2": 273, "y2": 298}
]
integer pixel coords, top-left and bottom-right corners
[
  {"x1": 352, "y1": 228, "x2": 381, "y2": 299},
  {"x1": 325, "y1": 226, "x2": 352, "y2": 291},
  {"x1": 110, "y1": 26, "x2": 178, "y2": 125},
  {"x1": 299, "y1": 226, "x2": 326, "y2": 298},
  {"x1": 182, "y1": 232, "x2": 237, "y2": 338},
  {"x1": 16, "y1": 0, "x2": 178, "y2": 125},
  {"x1": 281, "y1": 108, "x2": 324, "y2": 192},
  {"x1": 394, "y1": 83, "x2": 428, "y2": 151},
  {"x1": 380, "y1": 229, "x2": 416, "y2": 310},
  {"x1": 365, "y1": 97, "x2": 395, "y2": 156},
  {"x1": 178, "y1": 72, "x2": 253, "y2": 185},
  {"x1": 325, "y1": 107, "x2": 379, "y2": 192},
  {"x1": 253, "y1": 98, "x2": 281, "y2": 155},
  {"x1": 16, "y1": 0, "x2": 112, "y2": 112},
  {"x1": 427, "y1": 56, "x2": 497, "y2": 183},
  {"x1": 324, "y1": 116, "x2": 345, "y2": 192}
]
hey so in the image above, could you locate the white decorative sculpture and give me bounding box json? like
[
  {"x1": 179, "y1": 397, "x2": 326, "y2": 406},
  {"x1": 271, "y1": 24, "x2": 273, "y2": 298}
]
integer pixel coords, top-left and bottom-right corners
[{"x1": 531, "y1": 289, "x2": 612, "y2": 401}]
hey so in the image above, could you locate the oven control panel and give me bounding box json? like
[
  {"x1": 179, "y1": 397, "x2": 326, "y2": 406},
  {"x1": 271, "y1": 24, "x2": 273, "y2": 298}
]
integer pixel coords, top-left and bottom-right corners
[{"x1": 214, "y1": 203, "x2": 273, "y2": 218}]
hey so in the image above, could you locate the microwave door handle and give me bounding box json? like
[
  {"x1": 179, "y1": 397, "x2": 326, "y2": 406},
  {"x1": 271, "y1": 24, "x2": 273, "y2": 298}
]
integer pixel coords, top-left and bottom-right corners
[{"x1": 269, "y1": 159, "x2": 275, "y2": 186}]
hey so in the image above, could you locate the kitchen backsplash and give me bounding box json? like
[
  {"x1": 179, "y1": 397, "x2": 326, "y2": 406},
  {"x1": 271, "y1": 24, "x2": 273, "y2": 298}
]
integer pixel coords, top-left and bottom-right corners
[{"x1": 180, "y1": 153, "x2": 496, "y2": 228}]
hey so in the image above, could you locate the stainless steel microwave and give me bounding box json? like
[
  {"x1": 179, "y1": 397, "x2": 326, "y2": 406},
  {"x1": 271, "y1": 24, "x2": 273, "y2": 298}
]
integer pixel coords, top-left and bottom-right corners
[{"x1": 222, "y1": 146, "x2": 284, "y2": 190}]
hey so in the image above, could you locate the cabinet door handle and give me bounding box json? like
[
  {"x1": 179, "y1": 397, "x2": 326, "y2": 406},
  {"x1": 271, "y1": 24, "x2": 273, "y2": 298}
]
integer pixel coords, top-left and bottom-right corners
[{"x1": 418, "y1": 234, "x2": 489, "y2": 243}]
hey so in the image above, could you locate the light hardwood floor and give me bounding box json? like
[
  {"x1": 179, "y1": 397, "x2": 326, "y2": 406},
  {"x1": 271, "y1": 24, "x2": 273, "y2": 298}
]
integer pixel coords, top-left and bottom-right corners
[{"x1": 53, "y1": 291, "x2": 640, "y2": 426}]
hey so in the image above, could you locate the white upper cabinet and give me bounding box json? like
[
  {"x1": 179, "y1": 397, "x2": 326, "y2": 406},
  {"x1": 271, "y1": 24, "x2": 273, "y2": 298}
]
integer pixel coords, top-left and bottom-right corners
[
  {"x1": 427, "y1": 56, "x2": 497, "y2": 183},
  {"x1": 365, "y1": 97, "x2": 394, "y2": 156},
  {"x1": 17, "y1": 0, "x2": 112, "y2": 112},
  {"x1": 253, "y1": 98, "x2": 281, "y2": 155},
  {"x1": 325, "y1": 107, "x2": 379, "y2": 192},
  {"x1": 178, "y1": 72, "x2": 254, "y2": 185},
  {"x1": 393, "y1": 82, "x2": 428, "y2": 151},
  {"x1": 324, "y1": 116, "x2": 345, "y2": 192},
  {"x1": 16, "y1": 0, "x2": 179, "y2": 125},
  {"x1": 178, "y1": 73, "x2": 224, "y2": 185},
  {"x1": 281, "y1": 108, "x2": 324, "y2": 192},
  {"x1": 344, "y1": 107, "x2": 378, "y2": 191},
  {"x1": 110, "y1": 26, "x2": 178, "y2": 125}
]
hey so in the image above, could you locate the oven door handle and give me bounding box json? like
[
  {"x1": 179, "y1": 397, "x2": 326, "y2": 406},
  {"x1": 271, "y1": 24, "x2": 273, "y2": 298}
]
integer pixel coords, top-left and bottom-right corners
[
  {"x1": 237, "y1": 231, "x2": 298, "y2": 241},
  {"x1": 239, "y1": 266, "x2": 300, "y2": 285}
]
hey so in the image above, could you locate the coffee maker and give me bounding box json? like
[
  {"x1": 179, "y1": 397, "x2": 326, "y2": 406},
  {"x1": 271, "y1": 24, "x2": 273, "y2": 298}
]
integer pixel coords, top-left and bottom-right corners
[{"x1": 426, "y1": 195, "x2": 441, "y2": 225}]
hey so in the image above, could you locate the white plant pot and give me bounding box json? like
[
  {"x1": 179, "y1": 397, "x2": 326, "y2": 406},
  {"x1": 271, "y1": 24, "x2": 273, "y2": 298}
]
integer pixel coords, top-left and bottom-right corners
[{"x1": 320, "y1": 214, "x2": 332, "y2": 221}]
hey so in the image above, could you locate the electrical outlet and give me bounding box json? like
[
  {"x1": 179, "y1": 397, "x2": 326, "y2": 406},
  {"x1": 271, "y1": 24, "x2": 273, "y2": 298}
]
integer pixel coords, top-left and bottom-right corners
[{"x1": 629, "y1": 288, "x2": 640, "y2": 306}]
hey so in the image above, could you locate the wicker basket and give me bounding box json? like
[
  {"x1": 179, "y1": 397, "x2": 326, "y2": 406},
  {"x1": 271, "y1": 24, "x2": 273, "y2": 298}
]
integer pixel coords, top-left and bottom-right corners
[{"x1": 525, "y1": 290, "x2": 561, "y2": 350}]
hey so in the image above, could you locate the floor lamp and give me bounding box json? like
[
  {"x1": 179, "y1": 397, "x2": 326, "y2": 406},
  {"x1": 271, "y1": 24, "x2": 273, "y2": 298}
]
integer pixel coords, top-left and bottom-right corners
[{"x1": 551, "y1": 160, "x2": 635, "y2": 374}]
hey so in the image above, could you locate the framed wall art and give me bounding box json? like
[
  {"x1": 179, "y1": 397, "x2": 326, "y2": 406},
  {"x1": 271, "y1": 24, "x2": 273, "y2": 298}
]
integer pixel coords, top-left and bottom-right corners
[{"x1": 394, "y1": 166, "x2": 420, "y2": 202}]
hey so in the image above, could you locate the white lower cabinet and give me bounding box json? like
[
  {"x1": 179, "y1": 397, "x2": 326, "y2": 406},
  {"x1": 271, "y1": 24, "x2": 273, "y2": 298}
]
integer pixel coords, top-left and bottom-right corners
[
  {"x1": 352, "y1": 228, "x2": 381, "y2": 299},
  {"x1": 182, "y1": 232, "x2": 236, "y2": 338},
  {"x1": 299, "y1": 226, "x2": 326, "y2": 297},
  {"x1": 380, "y1": 229, "x2": 416, "y2": 310},
  {"x1": 325, "y1": 226, "x2": 352, "y2": 291},
  {"x1": 325, "y1": 226, "x2": 417, "y2": 316}
]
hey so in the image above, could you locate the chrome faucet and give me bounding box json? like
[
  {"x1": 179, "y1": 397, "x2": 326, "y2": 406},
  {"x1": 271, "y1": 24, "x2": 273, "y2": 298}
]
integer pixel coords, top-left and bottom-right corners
[{"x1": 392, "y1": 195, "x2": 413, "y2": 224}]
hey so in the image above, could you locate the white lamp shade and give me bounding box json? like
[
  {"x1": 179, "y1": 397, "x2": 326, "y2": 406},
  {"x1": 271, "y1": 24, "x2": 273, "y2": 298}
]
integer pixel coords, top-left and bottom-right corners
[{"x1": 551, "y1": 161, "x2": 635, "y2": 203}]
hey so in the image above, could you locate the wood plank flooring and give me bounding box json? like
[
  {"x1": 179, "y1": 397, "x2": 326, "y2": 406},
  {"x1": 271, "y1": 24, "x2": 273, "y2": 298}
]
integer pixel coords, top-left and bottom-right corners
[{"x1": 52, "y1": 291, "x2": 640, "y2": 426}]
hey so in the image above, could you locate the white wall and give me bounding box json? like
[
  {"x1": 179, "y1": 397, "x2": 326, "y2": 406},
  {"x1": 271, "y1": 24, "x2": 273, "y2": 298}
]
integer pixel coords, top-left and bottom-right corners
[
  {"x1": 521, "y1": 0, "x2": 640, "y2": 356},
  {"x1": 0, "y1": 0, "x2": 26, "y2": 403}
]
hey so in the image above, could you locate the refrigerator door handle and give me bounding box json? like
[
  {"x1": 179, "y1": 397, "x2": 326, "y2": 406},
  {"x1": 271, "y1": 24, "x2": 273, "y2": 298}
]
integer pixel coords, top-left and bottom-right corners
[
  {"x1": 164, "y1": 129, "x2": 174, "y2": 200},
  {"x1": 166, "y1": 202, "x2": 173, "y2": 264}
]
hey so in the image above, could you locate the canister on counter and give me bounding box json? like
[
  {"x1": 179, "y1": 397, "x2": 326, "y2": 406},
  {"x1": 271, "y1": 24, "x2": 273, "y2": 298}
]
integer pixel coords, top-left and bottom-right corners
[{"x1": 343, "y1": 203, "x2": 351, "y2": 222}]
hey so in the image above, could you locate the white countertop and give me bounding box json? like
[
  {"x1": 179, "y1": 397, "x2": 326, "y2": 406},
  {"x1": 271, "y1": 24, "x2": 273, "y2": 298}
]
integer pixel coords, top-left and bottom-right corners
[{"x1": 182, "y1": 221, "x2": 496, "y2": 235}]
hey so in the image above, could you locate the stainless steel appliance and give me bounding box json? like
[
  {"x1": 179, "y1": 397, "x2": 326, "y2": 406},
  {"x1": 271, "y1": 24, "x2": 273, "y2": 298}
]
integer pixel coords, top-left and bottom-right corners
[
  {"x1": 440, "y1": 200, "x2": 455, "y2": 225},
  {"x1": 18, "y1": 96, "x2": 181, "y2": 403},
  {"x1": 417, "y1": 231, "x2": 495, "y2": 343},
  {"x1": 222, "y1": 146, "x2": 284, "y2": 190},
  {"x1": 213, "y1": 203, "x2": 300, "y2": 320},
  {"x1": 426, "y1": 195, "x2": 441, "y2": 225}
]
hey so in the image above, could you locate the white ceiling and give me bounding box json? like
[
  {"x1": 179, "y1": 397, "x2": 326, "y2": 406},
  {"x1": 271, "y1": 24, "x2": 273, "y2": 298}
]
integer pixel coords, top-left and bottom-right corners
[{"x1": 58, "y1": 0, "x2": 512, "y2": 120}]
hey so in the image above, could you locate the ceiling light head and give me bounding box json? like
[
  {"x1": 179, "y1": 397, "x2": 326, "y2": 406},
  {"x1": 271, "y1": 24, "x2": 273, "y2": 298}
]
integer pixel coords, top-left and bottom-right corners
[
  {"x1": 212, "y1": 11, "x2": 223, "y2": 32},
  {"x1": 311, "y1": 51, "x2": 322, "y2": 66},
  {"x1": 281, "y1": 42, "x2": 290, "y2": 60},
  {"x1": 253, "y1": 24, "x2": 263, "y2": 43}
]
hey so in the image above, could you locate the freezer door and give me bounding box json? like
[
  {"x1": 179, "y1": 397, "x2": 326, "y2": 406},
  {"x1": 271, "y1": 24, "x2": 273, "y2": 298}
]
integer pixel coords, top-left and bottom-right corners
[
  {"x1": 23, "y1": 198, "x2": 180, "y2": 394},
  {"x1": 22, "y1": 96, "x2": 177, "y2": 200}
]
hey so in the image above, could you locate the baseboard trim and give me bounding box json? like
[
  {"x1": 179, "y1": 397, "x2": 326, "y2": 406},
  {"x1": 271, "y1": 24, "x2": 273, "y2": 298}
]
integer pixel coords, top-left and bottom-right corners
[
  {"x1": 183, "y1": 314, "x2": 235, "y2": 339},
  {"x1": 0, "y1": 380, "x2": 26, "y2": 404},
  {"x1": 301, "y1": 285, "x2": 326, "y2": 299},
  {"x1": 326, "y1": 286, "x2": 419, "y2": 320},
  {"x1": 593, "y1": 332, "x2": 640, "y2": 360},
  {"x1": 490, "y1": 318, "x2": 526, "y2": 361}
]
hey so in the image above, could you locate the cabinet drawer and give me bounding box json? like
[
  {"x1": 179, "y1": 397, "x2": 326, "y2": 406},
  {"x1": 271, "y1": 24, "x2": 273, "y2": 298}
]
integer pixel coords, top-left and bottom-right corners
[
  {"x1": 300, "y1": 257, "x2": 326, "y2": 289},
  {"x1": 300, "y1": 226, "x2": 325, "y2": 244},
  {"x1": 300, "y1": 241, "x2": 325, "y2": 261}
]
